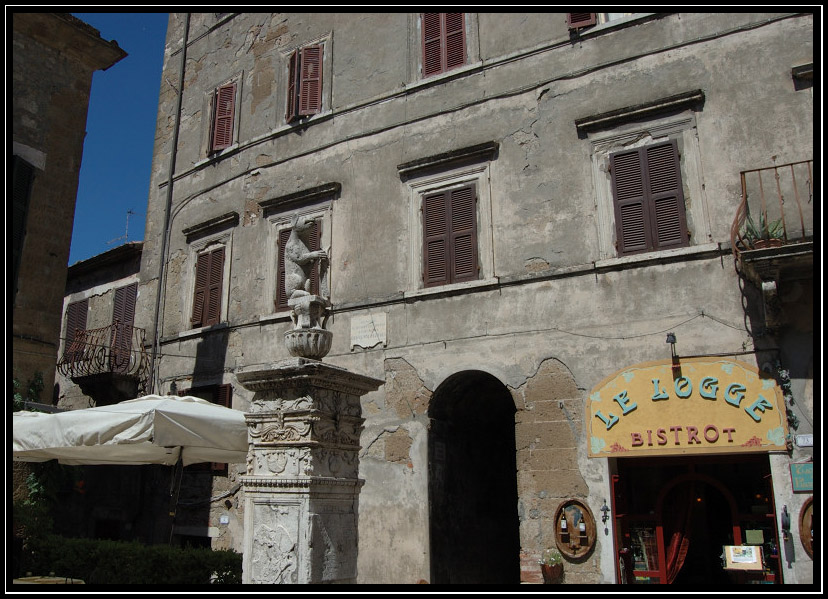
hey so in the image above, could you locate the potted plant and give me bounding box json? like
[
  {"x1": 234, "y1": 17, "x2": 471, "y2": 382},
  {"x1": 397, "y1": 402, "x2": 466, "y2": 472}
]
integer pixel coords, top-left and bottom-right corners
[
  {"x1": 538, "y1": 548, "x2": 563, "y2": 583},
  {"x1": 743, "y1": 213, "x2": 784, "y2": 249}
]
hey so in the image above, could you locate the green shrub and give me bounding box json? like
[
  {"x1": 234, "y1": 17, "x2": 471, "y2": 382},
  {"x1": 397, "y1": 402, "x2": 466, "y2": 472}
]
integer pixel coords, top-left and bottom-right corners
[{"x1": 19, "y1": 534, "x2": 242, "y2": 584}]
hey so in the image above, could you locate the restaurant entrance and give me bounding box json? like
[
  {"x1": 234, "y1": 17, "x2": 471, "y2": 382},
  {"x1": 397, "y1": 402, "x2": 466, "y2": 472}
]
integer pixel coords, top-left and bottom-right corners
[{"x1": 611, "y1": 454, "x2": 781, "y2": 584}]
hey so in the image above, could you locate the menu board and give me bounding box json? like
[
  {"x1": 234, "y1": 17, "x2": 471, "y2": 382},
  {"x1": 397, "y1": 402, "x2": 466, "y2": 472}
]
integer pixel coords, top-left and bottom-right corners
[{"x1": 723, "y1": 545, "x2": 764, "y2": 571}]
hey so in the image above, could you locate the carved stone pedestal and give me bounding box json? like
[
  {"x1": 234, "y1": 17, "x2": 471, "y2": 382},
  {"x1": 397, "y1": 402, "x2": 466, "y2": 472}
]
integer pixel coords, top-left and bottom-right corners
[{"x1": 236, "y1": 358, "x2": 383, "y2": 584}]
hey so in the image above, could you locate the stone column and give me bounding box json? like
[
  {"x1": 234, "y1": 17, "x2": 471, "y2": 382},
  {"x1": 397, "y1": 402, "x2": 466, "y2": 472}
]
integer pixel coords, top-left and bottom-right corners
[{"x1": 236, "y1": 358, "x2": 382, "y2": 584}]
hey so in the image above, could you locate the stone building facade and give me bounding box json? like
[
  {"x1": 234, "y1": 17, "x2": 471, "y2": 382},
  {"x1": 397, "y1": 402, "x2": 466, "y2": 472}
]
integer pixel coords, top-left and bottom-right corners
[
  {"x1": 135, "y1": 13, "x2": 814, "y2": 584},
  {"x1": 12, "y1": 13, "x2": 126, "y2": 403}
]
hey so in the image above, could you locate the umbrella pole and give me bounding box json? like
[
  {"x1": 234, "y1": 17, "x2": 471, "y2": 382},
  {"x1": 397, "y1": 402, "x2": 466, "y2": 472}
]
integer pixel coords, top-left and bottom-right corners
[{"x1": 168, "y1": 453, "x2": 184, "y2": 546}]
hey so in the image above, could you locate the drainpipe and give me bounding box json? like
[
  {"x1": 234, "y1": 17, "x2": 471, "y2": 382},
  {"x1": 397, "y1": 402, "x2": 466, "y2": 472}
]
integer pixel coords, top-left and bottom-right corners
[{"x1": 148, "y1": 13, "x2": 189, "y2": 394}]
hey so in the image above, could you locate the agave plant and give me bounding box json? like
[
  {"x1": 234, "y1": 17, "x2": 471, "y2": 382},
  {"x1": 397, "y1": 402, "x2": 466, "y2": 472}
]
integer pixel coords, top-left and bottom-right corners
[{"x1": 744, "y1": 212, "x2": 784, "y2": 243}]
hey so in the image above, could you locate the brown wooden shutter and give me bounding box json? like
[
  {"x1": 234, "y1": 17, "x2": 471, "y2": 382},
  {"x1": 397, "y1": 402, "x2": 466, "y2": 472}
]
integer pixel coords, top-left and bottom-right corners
[
  {"x1": 111, "y1": 283, "x2": 137, "y2": 373},
  {"x1": 423, "y1": 190, "x2": 450, "y2": 287},
  {"x1": 449, "y1": 185, "x2": 478, "y2": 283},
  {"x1": 568, "y1": 13, "x2": 597, "y2": 29},
  {"x1": 423, "y1": 184, "x2": 478, "y2": 287},
  {"x1": 276, "y1": 222, "x2": 320, "y2": 310},
  {"x1": 611, "y1": 149, "x2": 650, "y2": 254},
  {"x1": 191, "y1": 252, "x2": 209, "y2": 326},
  {"x1": 286, "y1": 49, "x2": 299, "y2": 123},
  {"x1": 298, "y1": 44, "x2": 323, "y2": 116},
  {"x1": 204, "y1": 247, "x2": 225, "y2": 326},
  {"x1": 422, "y1": 13, "x2": 466, "y2": 77},
  {"x1": 645, "y1": 141, "x2": 688, "y2": 249},
  {"x1": 211, "y1": 384, "x2": 233, "y2": 472},
  {"x1": 65, "y1": 299, "x2": 89, "y2": 362},
  {"x1": 611, "y1": 140, "x2": 688, "y2": 255},
  {"x1": 211, "y1": 83, "x2": 236, "y2": 152}
]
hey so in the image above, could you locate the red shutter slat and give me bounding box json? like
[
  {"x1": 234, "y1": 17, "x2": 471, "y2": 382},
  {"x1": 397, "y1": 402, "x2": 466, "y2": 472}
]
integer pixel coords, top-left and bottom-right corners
[
  {"x1": 211, "y1": 83, "x2": 235, "y2": 152},
  {"x1": 111, "y1": 283, "x2": 137, "y2": 373},
  {"x1": 444, "y1": 13, "x2": 466, "y2": 71},
  {"x1": 422, "y1": 13, "x2": 443, "y2": 76},
  {"x1": 422, "y1": 13, "x2": 466, "y2": 77},
  {"x1": 423, "y1": 191, "x2": 449, "y2": 286},
  {"x1": 449, "y1": 185, "x2": 477, "y2": 282},
  {"x1": 286, "y1": 49, "x2": 299, "y2": 122},
  {"x1": 568, "y1": 13, "x2": 597, "y2": 29},
  {"x1": 309, "y1": 220, "x2": 320, "y2": 295},
  {"x1": 66, "y1": 299, "x2": 89, "y2": 362},
  {"x1": 276, "y1": 228, "x2": 292, "y2": 309},
  {"x1": 299, "y1": 45, "x2": 323, "y2": 116}
]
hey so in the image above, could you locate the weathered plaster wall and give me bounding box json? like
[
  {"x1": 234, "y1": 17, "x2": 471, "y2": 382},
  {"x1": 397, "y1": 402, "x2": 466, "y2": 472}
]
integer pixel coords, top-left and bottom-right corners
[{"x1": 135, "y1": 12, "x2": 813, "y2": 583}]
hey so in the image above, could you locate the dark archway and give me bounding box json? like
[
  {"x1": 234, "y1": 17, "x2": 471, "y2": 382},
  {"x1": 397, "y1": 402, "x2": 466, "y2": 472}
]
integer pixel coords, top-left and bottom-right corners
[{"x1": 428, "y1": 370, "x2": 520, "y2": 584}]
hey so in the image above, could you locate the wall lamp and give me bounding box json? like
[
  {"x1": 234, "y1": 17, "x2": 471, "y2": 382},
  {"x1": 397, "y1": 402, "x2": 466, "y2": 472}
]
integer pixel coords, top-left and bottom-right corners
[
  {"x1": 781, "y1": 505, "x2": 791, "y2": 540},
  {"x1": 600, "y1": 499, "x2": 611, "y2": 535},
  {"x1": 666, "y1": 332, "x2": 677, "y2": 358}
]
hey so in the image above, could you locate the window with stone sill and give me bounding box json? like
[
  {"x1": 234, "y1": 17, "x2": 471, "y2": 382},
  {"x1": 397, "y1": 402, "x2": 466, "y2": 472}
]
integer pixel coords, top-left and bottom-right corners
[
  {"x1": 578, "y1": 93, "x2": 710, "y2": 260},
  {"x1": 204, "y1": 76, "x2": 242, "y2": 156},
  {"x1": 400, "y1": 145, "x2": 497, "y2": 291},
  {"x1": 262, "y1": 195, "x2": 334, "y2": 315},
  {"x1": 285, "y1": 37, "x2": 331, "y2": 124}
]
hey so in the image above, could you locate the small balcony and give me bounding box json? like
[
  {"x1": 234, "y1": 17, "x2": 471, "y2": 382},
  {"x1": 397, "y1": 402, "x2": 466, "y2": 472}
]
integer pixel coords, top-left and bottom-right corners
[
  {"x1": 57, "y1": 322, "x2": 149, "y2": 403},
  {"x1": 730, "y1": 159, "x2": 814, "y2": 330}
]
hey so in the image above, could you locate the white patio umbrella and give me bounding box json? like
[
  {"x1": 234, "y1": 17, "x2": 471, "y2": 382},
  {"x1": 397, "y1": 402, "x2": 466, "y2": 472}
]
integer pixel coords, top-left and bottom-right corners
[{"x1": 12, "y1": 395, "x2": 247, "y2": 466}]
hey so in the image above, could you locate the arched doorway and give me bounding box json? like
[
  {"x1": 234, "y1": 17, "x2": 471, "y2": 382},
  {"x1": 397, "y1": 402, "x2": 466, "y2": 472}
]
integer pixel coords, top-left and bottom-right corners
[
  {"x1": 428, "y1": 370, "x2": 520, "y2": 584},
  {"x1": 656, "y1": 473, "x2": 740, "y2": 584}
]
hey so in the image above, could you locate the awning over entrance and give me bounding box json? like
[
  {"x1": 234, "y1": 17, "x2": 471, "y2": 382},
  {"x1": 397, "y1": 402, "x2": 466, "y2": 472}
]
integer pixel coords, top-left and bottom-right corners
[{"x1": 586, "y1": 358, "x2": 788, "y2": 458}]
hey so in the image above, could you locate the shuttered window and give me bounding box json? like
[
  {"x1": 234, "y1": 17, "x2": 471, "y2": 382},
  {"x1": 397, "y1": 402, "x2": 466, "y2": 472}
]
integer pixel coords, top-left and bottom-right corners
[
  {"x1": 276, "y1": 221, "x2": 320, "y2": 310},
  {"x1": 185, "y1": 384, "x2": 232, "y2": 474},
  {"x1": 210, "y1": 82, "x2": 236, "y2": 153},
  {"x1": 610, "y1": 140, "x2": 689, "y2": 255},
  {"x1": 422, "y1": 13, "x2": 466, "y2": 77},
  {"x1": 65, "y1": 299, "x2": 89, "y2": 362},
  {"x1": 286, "y1": 44, "x2": 323, "y2": 123},
  {"x1": 423, "y1": 184, "x2": 478, "y2": 287},
  {"x1": 567, "y1": 13, "x2": 597, "y2": 29},
  {"x1": 12, "y1": 156, "x2": 35, "y2": 299},
  {"x1": 111, "y1": 283, "x2": 137, "y2": 374},
  {"x1": 191, "y1": 247, "x2": 225, "y2": 327}
]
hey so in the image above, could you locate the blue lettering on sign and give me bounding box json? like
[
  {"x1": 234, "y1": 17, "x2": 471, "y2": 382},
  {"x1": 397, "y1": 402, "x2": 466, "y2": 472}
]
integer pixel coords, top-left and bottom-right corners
[
  {"x1": 699, "y1": 377, "x2": 718, "y2": 400},
  {"x1": 674, "y1": 376, "x2": 692, "y2": 398},
  {"x1": 594, "y1": 410, "x2": 619, "y2": 430},
  {"x1": 612, "y1": 390, "x2": 637, "y2": 415},
  {"x1": 745, "y1": 394, "x2": 773, "y2": 422},
  {"x1": 651, "y1": 379, "x2": 669, "y2": 400},
  {"x1": 725, "y1": 383, "x2": 746, "y2": 407}
]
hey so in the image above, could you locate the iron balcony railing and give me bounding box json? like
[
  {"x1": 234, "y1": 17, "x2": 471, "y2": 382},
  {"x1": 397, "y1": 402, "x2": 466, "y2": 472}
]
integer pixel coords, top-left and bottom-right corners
[
  {"x1": 730, "y1": 159, "x2": 814, "y2": 260},
  {"x1": 57, "y1": 322, "x2": 149, "y2": 392}
]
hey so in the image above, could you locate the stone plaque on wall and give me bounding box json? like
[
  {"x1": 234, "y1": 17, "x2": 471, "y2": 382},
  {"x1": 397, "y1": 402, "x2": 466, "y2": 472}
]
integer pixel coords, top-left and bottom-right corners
[{"x1": 350, "y1": 313, "x2": 386, "y2": 350}]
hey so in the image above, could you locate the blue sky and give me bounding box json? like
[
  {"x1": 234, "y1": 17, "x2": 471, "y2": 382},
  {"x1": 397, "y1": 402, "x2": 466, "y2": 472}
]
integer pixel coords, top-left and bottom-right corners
[{"x1": 68, "y1": 13, "x2": 168, "y2": 265}]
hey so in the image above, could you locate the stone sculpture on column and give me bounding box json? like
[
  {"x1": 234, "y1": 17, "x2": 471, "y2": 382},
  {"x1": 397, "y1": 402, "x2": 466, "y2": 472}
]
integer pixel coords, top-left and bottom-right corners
[
  {"x1": 236, "y1": 219, "x2": 382, "y2": 583},
  {"x1": 282, "y1": 214, "x2": 332, "y2": 360}
]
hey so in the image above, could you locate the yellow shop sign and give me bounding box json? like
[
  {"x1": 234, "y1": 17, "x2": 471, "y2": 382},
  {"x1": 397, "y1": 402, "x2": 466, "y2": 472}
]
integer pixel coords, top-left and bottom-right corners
[{"x1": 587, "y1": 358, "x2": 788, "y2": 457}]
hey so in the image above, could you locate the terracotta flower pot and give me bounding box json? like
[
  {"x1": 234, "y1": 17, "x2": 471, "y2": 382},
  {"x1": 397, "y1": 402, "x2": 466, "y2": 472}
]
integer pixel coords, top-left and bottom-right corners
[
  {"x1": 751, "y1": 239, "x2": 784, "y2": 249},
  {"x1": 541, "y1": 563, "x2": 563, "y2": 583}
]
